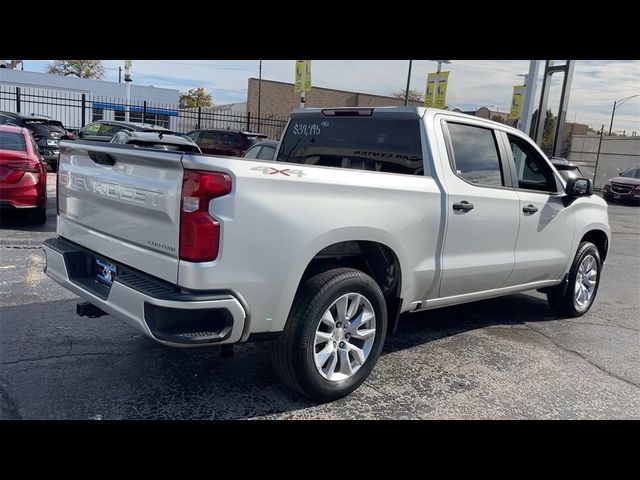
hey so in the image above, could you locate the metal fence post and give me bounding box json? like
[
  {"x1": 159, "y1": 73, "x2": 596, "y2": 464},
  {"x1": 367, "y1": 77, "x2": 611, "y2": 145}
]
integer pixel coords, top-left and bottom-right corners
[
  {"x1": 197, "y1": 106, "x2": 201, "y2": 130},
  {"x1": 246, "y1": 112, "x2": 251, "y2": 131},
  {"x1": 143, "y1": 101, "x2": 147, "y2": 124},
  {"x1": 16, "y1": 87, "x2": 21, "y2": 113},
  {"x1": 81, "y1": 94, "x2": 86, "y2": 126}
]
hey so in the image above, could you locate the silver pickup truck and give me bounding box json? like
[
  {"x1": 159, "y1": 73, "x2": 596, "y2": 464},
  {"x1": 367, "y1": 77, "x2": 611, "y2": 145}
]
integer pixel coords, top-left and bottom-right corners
[{"x1": 43, "y1": 107, "x2": 610, "y2": 402}]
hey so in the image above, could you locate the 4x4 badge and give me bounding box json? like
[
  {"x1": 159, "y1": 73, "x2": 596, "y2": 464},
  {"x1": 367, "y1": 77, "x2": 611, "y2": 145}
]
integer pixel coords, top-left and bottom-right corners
[{"x1": 251, "y1": 166, "x2": 306, "y2": 178}]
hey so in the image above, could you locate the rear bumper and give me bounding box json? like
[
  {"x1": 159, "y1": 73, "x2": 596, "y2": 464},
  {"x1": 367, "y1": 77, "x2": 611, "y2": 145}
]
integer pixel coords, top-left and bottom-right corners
[{"x1": 42, "y1": 237, "x2": 247, "y2": 347}]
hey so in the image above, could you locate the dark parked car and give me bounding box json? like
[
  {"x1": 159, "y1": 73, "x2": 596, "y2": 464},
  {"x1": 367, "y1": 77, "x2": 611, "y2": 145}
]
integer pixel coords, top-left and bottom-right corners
[
  {"x1": 186, "y1": 129, "x2": 267, "y2": 157},
  {"x1": 0, "y1": 111, "x2": 72, "y2": 172},
  {"x1": 0, "y1": 125, "x2": 48, "y2": 224},
  {"x1": 551, "y1": 157, "x2": 585, "y2": 182},
  {"x1": 242, "y1": 139, "x2": 279, "y2": 160},
  {"x1": 75, "y1": 120, "x2": 173, "y2": 143},
  {"x1": 110, "y1": 130, "x2": 202, "y2": 153},
  {"x1": 602, "y1": 166, "x2": 640, "y2": 204}
]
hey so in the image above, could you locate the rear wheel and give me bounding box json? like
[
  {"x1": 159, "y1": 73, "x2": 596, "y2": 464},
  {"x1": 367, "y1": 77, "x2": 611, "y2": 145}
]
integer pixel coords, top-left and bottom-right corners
[
  {"x1": 547, "y1": 241, "x2": 601, "y2": 317},
  {"x1": 271, "y1": 268, "x2": 387, "y2": 402}
]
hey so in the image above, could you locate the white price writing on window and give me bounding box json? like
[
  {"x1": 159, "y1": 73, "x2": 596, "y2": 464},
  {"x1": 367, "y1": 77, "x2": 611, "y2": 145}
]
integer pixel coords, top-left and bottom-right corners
[{"x1": 292, "y1": 123, "x2": 321, "y2": 136}]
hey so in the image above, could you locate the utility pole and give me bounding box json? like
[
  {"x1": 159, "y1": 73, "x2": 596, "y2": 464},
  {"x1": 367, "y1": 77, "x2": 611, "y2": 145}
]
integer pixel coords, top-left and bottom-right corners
[
  {"x1": 593, "y1": 124, "x2": 605, "y2": 189},
  {"x1": 257, "y1": 60, "x2": 262, "y2": 131},
  {"x1": 300, "y1": 63, "x2": 306, "y2": 109},
  {"x1": 404, "y1": 60, "x2": 413, "y2": 106},
  {"x1": 118, "y1": 66, "x2": 122, "y2": 84},
  {"x1": 124, "y1": 60, "x2": 132, "y2": 122}
]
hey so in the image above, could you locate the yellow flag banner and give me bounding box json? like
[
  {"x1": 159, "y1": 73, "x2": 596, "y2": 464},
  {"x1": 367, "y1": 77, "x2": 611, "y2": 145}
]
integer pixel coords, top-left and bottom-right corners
[
  {"x1": 424, "y1": 73, "x2": 437, "y2": 107},
  {"x1": 434, "y1": 71, "x2": 450, "y2": 109},
  {"x1": 304, "y1": 60, "x2": 312, "y2": 92},
  {"x1": 295, "y1": 60, "x2": 312, "y2": 93},
  {"x1": 509, "y1": 85, "x2": 526, "y2": 120}
]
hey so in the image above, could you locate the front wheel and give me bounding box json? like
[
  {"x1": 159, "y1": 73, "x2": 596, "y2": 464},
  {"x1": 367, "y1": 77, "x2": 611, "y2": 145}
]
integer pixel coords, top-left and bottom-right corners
[
  {"x1": 271, "y1": 268, "x2": 387, "y2": 402},
  {"x1": 547, "y1": 241, "x2": 602, "y2": 317}
]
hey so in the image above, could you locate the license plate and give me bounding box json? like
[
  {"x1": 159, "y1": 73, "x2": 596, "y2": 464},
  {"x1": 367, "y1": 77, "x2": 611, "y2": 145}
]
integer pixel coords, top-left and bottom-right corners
[
  {"x1": 614, "y1": 194, "x2": 621, "y2": 199},
  {"x1": 96, "y1": 258, "x2": 117, "y2": 286},
  {"x1": 47, "y1": 139, "x2": 59, "y2": 146}
]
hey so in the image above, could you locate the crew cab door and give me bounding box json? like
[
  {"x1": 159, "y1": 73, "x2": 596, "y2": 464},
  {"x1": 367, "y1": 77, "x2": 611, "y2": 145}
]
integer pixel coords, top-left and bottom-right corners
[
  {"x1": 500, "y1": 132, "x2": 574, "y2": 285},
  {"x1": 438, "y1": 119, "x2": 520, "y2": 297}
]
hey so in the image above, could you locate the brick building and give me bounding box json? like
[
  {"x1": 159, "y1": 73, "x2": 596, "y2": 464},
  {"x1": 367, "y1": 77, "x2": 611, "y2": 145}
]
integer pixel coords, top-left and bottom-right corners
[{"x1": 246, "y1": 78, "x2": 421, "y2": 119}]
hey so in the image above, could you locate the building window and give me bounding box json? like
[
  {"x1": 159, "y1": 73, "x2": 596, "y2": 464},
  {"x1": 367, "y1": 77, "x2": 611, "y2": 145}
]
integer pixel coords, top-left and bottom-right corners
[{"x1": 92, "y1": 108, "x2": 104, "y2": 122}]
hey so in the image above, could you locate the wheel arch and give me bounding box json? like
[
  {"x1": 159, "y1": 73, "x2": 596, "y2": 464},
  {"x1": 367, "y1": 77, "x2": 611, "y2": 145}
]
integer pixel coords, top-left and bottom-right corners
[{"x1": 278, "y1": 229, "x2": 408, "y2": 336}]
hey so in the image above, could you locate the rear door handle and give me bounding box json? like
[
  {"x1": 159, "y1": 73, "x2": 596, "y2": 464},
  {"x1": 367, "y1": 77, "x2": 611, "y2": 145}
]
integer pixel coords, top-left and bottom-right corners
[
  {"x1": 453, "y1": 201, "x2": 474, "y2": 212},
  {"x1": 522, "y1": 204, "x2": 538, "y2": 214}
]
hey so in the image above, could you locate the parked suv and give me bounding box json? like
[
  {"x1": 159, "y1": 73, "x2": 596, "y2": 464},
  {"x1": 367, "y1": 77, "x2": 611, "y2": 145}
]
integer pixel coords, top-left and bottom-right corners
[
  {"x1": 0, "y1": 111, "x2": 71, "y2": 172},
  {"x1": 186, "y1": 129, "x2": 267, "y2": 156},
  {"x1": 75, "y1": 120, "x2": 173, "y2": 143},
  {"x1": 602, "y1": 166, "x2": 640, "y2": 204}
]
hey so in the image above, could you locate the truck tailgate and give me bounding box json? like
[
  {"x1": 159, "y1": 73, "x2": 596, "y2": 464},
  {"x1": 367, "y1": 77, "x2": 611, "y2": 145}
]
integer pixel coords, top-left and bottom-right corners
[{"x1": 57, "y1": 141, "x2": 183, "y2": 283}]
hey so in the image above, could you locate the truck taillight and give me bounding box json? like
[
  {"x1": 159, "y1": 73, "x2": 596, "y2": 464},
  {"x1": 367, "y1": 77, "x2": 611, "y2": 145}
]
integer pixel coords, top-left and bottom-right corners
[{"x1": 179, "y1": 170, "x2": 232, "y2": 262}]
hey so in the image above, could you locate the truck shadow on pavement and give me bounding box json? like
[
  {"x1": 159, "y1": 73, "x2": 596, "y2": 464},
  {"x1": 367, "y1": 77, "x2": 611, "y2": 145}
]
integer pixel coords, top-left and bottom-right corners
[
  {"x1": 0, "y1": 203, "x2": 56, "y2": 233},
  {"x1": 1, "y1": 292, "x2": 561, "y2": 420}
]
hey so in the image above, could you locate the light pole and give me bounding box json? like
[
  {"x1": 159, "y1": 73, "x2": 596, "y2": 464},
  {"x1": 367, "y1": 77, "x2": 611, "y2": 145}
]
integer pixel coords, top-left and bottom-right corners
[
  {"x1": 257, "y1": 60, "x2": 262, "y2": 131},
  {"x1": 608, "y1": 94, "x2": 640, "y2": 135},
  {"x1": 404, "y1": 60, "x2": 413, "y2": 106},
  {"x1": 432, "y1": 59, "x2": 451, "y2": 73}
]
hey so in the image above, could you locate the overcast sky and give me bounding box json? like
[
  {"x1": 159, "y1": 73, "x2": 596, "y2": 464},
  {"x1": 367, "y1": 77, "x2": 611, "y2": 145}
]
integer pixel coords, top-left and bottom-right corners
[{"x1": 23, "y1": 60, "x2": 640, "y2": 133}]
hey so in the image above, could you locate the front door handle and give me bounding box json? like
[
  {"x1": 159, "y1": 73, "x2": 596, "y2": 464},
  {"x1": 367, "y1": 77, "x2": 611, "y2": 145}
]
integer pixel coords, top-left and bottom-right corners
[
  {"x1": 453, "y1": 201, "x2": 474, "y2": 212},
  {"x1": 522, "y1": 204, "x2": 539, "y2": 214}
]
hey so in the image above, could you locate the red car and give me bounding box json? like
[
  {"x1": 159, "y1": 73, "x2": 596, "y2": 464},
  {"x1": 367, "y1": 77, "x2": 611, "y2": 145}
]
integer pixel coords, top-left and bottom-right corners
[{"x1": 0, "y1": 125, "x2": 48, "y2": 224}]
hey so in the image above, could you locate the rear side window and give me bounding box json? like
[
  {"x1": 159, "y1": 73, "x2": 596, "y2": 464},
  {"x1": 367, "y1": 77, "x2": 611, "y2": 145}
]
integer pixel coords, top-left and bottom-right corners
[
  {"x1": 243, "y1": 145, "x2": 261, "y2": 159},
  {"x1": 80, "y1": 123, "x2": 101, "y2": 136},
  {"x1": 0, "y1": 131, "x2": 27, "y2": 151},
  {"x1": 446, "y1": 123, "x2": 504, "y2": 187},
  {"x1": 99, "y1": 123, "x2": 123, "y2": 138},
  {"x1": 276, "y1": 117, "x2": 424, "y2": 175},
  {"x1": 257, "y1": 145, "x2": 276, "y2": 160},
  {"x1": 200, "y1": 131, "x2": 222, "y2": 147},
  {"x1": 222, "y1": 133, "x2": 242, "y2": 146}
]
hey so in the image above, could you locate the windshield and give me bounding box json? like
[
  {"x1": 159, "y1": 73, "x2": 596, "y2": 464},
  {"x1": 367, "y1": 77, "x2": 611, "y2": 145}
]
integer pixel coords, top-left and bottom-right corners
[
  {"x1": 0, "y1": 131, "x2": 26, "y2": 152},
  {"x1": 276, "y1": 117, "x2": 424, "y2": 175},
  {"x1": 24, "y1": 120, "x2": 66, "y2": 136},
  {"x1": 621, "y1": 167, "x2": 640, "y2": 179}
]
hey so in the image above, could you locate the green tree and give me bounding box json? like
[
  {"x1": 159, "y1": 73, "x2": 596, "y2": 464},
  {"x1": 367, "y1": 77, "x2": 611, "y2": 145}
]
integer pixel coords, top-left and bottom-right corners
[
  {"x1": 179, "y1": 88, "x2": 213, "y2": 108},
  {"x1": 47, "y1": 60, "x2": 105, "y2": 79},
  {"x1": 391, "y1": 89, "x2": 424, "y2": 103}
]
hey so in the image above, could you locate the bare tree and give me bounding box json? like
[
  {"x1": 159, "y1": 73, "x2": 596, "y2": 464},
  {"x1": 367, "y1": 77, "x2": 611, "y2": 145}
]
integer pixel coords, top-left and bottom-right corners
[
  {"x1": 47, "y1": 60, "x2": 105, "y2": 79},
  {"x1": 391, "y1": 89, "x2": 424, "y2": 103}
]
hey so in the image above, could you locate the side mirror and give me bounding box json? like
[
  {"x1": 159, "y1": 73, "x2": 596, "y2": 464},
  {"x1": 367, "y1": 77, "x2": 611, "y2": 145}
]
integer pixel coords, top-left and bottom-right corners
[{"x1": 566, "y1": 177, "x2": 593, "y2": 197}]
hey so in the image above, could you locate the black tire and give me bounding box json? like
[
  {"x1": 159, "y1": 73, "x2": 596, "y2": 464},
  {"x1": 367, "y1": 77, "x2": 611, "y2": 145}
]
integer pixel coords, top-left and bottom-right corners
[
  {"x1": 271, "y1": 268, "x2": 387, "y2": 402},
  {"x1": 31, "y1": 204, "x2": 47, "y2": 225},
  {"x1": 547, "y1": 241, "x2": 601, "y2": 317}
]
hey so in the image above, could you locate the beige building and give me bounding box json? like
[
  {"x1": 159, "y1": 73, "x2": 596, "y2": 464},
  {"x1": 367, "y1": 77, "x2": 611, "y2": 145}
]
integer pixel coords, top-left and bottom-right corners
[{"x1": 246, "y1": 78, "x2": 421, "y2": 120}]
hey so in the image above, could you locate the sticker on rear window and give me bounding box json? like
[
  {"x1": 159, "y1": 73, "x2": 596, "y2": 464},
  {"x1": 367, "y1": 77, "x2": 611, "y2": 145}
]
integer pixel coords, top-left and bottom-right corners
[{"x1": 292, "y1": 123, "x2": 322, "y2": 136}]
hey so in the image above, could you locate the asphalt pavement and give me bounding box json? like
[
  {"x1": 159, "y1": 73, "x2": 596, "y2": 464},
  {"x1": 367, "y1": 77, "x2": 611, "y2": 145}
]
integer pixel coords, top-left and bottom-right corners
[{"x1": 1, "y1": 173, "x2": 638, "y2": 419}]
